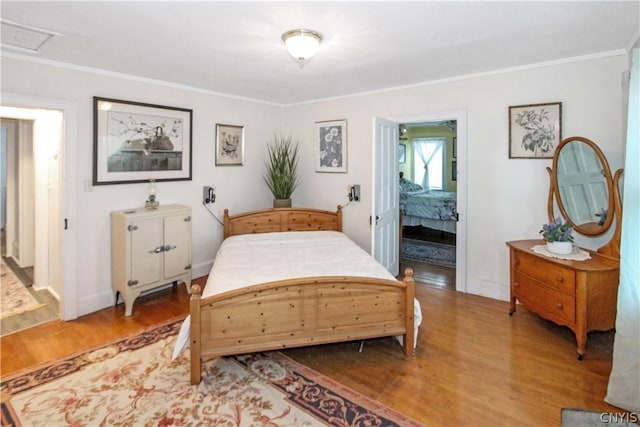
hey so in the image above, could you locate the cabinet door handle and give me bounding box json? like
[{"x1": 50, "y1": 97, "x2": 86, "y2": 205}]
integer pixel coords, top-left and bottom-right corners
[
  {"x1": 556, "y1": 303, "x2": 563, "y2": 309},
  {"x1": 128, "y1": 225, "x2": 138, "y2": 231},
  {"x1": 164, "y1": 245, "x2": 177, "y2": 252},
  {"x1": 184, "y1": 216, "x2": 191, "y2": 222},
  {"x1": 149, "y1": 246, "x2": 164, "y2": 254},
  {"x1": 127, "y1": 279, "x2": 139, "y2": 286},
  {"x1": 184, "y1": 264, "x2": 191, "y2": 270}
]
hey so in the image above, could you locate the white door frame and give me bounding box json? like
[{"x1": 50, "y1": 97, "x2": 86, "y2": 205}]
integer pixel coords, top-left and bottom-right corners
[
  {"x1": 2, "y1": 92, "x2": 78, "y2": 319},
  {"x1": 376, "y1": 110, "x2": 468, "y2": 293}
]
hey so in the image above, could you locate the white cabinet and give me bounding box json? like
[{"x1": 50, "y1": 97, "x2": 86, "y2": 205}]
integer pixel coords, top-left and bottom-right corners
[{"x1": 111, "y1": 204, "x2": 192, "y2": 316}]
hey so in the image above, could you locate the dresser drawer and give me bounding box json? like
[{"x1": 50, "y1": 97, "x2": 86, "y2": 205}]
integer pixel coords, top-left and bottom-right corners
[
  {"x1": 513, "y1": 252, "x2": 575, "y2": 295},
  {"x1": 514, "y1": 271, "x2": 576, "y2": 325}
]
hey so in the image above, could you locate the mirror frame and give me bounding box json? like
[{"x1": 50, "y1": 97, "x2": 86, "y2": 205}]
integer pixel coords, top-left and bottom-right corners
[{"x1": 547, "y1": 136, "x2": 623, "y2": 258}]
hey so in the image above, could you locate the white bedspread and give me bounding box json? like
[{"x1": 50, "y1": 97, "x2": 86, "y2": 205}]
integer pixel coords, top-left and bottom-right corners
[{"x1": 172, "y1": 230, "x2": 422, "y2": 359}]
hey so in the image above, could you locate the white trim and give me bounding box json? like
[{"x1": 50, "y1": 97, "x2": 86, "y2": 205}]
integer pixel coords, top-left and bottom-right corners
[
  {"x1": 0, "y1": 51, "x2": 280, "y2": 107},
  {"x1": 286, "y1": 50, "x2": 628, "y2": 107},
  {"x1": 1, "y1": 48, "x2": 628, "y2": 108},
  {"x1": 0, "y1": 92, "x2": 78, "y2": 320}
]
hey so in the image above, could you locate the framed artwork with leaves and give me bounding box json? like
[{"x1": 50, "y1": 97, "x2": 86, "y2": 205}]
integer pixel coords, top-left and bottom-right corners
[{"x1": 509, "y1": 102, "x2": 562, "y2": 159}]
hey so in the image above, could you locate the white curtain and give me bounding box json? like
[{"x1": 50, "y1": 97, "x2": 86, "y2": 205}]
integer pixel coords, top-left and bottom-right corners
[
  {"x1": 605, "y1": 46, "x2": 640, "y2": 412},
  {"x1": 413, "y1": 138, "x2": 444, "y2": 190}
]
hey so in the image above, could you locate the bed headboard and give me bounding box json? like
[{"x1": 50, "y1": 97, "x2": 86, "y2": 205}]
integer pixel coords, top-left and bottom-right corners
[{"x1": 223, "y1": 206, "x2": 343, "y2": 238}]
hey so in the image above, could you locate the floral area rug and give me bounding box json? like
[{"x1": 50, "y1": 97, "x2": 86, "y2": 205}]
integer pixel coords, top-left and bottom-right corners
[
  {"x1": 402, "y1": 238, "x2": 456, "y2": 268},
  {"x1": 0, "y1": 258, "x2": 42, "y2": 319},
  {"x1": 1, "y1": 320, "x2": 422, "y2": 426}
]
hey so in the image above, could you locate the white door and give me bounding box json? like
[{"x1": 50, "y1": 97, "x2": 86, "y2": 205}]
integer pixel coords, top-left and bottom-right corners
[{"x1": 372, "y1": 118, "x2": 400, "y2": 276}]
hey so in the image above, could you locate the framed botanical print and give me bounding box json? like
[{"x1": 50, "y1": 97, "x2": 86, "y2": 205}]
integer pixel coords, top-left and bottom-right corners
[
  {"x1": 215, "y1": 124, "x2": 244, "y2": 166},
  {"x1": 509, "y1": 102, "x2": 562, "y2": 159},
  {"x1": 93, "y1": 97, "x2": 192, "y2": 185},
  {"x1": 315, "y1": 119, "x2": 347, "y2": 173}
]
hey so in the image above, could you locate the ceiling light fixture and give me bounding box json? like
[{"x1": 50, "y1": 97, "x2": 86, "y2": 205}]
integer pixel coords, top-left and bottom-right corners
[{"x1": 281, "y1": 29, "x2": 322, "y2": 63}]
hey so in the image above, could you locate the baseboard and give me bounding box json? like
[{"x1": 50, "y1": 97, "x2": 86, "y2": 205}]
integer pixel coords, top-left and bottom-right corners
[
  {"x1": 192, "y1": 260, "x2": 213, "y2": 280},
  {"x1": 78, "y1": 290, "x2": 115, "y2": 317},
  {"x1": 78, "y1": 262, "x2": 212, "y2": 317},
  {"x1": 466, "y1": 280, "x2": 510, "y2": 302}
]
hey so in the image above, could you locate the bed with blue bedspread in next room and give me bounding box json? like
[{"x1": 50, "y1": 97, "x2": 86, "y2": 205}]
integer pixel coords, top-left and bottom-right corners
[{"x1": 400, "y1": 179, "x2": 457, "y2": 234}]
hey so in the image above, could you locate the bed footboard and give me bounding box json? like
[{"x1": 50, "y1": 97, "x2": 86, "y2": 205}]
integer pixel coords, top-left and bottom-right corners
[{"x1": 190, "y1": 269, "x2": 415, "y2": 384}]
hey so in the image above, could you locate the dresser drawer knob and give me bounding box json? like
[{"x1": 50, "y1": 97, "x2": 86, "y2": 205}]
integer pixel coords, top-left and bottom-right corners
[
  {"x1": 556, "y1": 303, "x2": 563, "y2": 309},
  {"x1": 556, "y1": 276, "x2": 565, "y2": 283}
]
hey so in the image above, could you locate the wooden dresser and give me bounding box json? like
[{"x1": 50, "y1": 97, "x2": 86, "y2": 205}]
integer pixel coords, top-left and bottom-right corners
[{"x1": 506, "y1": 239, "x2": 620, "y2": 359}]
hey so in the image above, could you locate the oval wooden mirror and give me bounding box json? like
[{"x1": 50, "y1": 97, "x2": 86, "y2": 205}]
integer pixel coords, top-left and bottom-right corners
[{"x1": 547, "y1": 136, "x2": 623, "y2": 258}]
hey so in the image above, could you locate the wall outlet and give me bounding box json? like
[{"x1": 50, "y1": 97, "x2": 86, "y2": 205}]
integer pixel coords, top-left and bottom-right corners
[{"x1": 202, "y1": 186, "x2": 215, "y2": 204}]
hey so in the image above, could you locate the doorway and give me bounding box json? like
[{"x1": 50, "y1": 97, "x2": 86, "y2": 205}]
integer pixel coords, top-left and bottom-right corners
[
  {"x1": 374, "y1": 111, "x2": 467, "y2": 293},
  {"x1": 400, "y1": 120, "x2": 457, "y2": 288},
  {"x1": 0, "y1": 111, "x2": 62, "y2": 334},
  {"x1": 1, "y1": 93, "x2": 78, "y2": 325}
]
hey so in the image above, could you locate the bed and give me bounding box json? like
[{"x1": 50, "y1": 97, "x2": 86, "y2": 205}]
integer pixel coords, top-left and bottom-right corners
[
  {"x1": 176, "y1": 207, "x2": 420, "y2": 384},
  {"x1": 400, "y1": 188, "x2": 458, "y2": 234}
]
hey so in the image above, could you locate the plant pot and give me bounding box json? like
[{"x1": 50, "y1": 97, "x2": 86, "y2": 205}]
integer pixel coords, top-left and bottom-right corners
[
  {"x1": 546, "y1": 241, "x2": 573, "y2": 255},
  {"x1": 273, "y1": 198, "x2": 291, "y2": 208}
]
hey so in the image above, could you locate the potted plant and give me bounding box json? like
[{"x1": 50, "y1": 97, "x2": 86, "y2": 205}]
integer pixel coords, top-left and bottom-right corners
[
  {"x1": 540, "y1": 217, "x2": 574, "y2": 254},
  {"x1": 263, "y1": 135, "x2": 301, "y2": 208}
]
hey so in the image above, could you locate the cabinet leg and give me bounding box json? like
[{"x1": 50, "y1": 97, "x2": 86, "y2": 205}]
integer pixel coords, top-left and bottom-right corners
[{"x1": 509, "y1": 298, "x2": 516, "y2": 316}]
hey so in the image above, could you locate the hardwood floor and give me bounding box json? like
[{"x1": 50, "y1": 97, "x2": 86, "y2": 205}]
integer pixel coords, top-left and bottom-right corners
[{"x1": 0, "y1": 270, "x2": 624, "y2": 426}]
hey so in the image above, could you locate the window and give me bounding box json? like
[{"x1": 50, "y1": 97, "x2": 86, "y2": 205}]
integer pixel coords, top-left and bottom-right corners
[{"x1": 413, "y1": 137, "x2": 444, "y2": 190}]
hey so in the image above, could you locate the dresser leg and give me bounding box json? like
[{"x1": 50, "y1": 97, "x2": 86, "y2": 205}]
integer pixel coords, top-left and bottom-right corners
[
  {"x1": 509, "y1": 298, "x2": 516, "y2": 315},
  {"x1": 576, "y1": 334, "x2": 587, "y2": 360}
]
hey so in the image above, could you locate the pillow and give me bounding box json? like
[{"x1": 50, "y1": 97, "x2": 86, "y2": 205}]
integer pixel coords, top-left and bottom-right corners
[{"x1": 399, "y1": 178, "x2": 423, "y2": 192}]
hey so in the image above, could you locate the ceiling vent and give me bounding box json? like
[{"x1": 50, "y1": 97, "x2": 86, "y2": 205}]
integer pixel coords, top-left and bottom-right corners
[{"x1": 1, "y1": 20, "x2": 57, "y2": 53}]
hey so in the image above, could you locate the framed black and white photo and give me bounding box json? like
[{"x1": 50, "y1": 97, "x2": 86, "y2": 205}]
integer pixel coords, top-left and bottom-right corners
[
  {"x1": 315, "y1": 119, "x2": 347, "y2": 173},
  {"x1": 452, "y1": 137, "x2": 457, "y2": 159},
  {"x1": 509, "y1": 102, "x2": 562, "y2": 159},
  {"x1": 93, "y1": 97, "x2": 192, "y2": 185},
  {"x1": 452, "y1": 160, "x2": 457, "y2": 181},
  {"x1": 215, "y1": 124, "x2": 244, "y2": 166},
  {"x1": 399, "y1": 143, "x2": 406, "y2": 163}
]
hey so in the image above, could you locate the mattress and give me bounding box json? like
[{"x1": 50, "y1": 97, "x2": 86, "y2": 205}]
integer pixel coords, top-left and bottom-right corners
[{"x1": 172, "y1": 230, "x2": 422, "y2": 358}]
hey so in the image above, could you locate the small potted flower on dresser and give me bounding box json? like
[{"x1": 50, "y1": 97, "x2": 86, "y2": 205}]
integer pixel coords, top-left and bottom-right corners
[{"x1": 540, "y1": 217, "x2": 574, "y2": 254}]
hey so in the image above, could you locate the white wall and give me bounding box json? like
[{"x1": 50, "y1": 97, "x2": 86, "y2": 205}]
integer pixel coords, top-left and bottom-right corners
[
  {"x1": 0, "y1": 52, "x2": 629, "y2": 316},
  {"x1": 1, "y1": 57, "x2": 283, "y2": 316},
  {"x1": 286, "y1": 54, "x2": 629, "y2": 300}
]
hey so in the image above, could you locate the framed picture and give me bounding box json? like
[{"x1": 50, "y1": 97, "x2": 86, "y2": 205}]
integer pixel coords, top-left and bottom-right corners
[
  {"x1": 452, "y1": 160, "x2": 457, "y2": 181},
  {"x1": 453, "y1": 137, "x2": 457, "y2": 158},
  {"x1": 399, "y1": 143, "x2": 406, "y2": 163},
  {"x1": 315, "y1": 119, "x2": 347, "y2": 173},
  {"x1": 509, "y1": 102, "x2": 562, "y2": 159},
  {"x1": 93, "y1": 97, "x2": 192, "y2": 185},
  {"x1": 215, "y1": 124, "x2": 244, "y2": 166}
]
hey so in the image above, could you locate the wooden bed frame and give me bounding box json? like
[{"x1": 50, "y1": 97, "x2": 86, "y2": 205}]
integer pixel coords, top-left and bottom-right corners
[{"x1": 189, "y1": 206, "x2": 415, "y2": 384}]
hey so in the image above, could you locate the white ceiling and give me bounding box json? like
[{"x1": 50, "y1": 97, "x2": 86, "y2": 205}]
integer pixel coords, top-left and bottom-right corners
[{"x1": 1, "y1": 1, "x2": 638, "y2": 105}]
